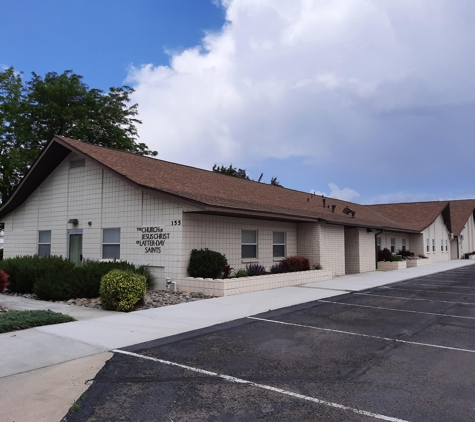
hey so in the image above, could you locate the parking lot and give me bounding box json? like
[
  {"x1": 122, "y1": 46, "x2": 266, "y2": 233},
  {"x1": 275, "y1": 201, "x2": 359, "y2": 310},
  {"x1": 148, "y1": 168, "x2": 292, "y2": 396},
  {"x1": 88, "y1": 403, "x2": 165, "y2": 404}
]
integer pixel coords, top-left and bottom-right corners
[{"x1": 65, "y1": 265, "x2": 475, "y2": 422}]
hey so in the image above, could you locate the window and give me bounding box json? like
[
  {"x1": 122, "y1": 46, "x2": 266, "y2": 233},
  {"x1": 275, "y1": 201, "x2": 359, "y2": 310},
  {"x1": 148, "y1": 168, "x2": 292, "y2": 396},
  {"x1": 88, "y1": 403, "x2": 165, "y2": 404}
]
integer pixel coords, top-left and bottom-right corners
[
  {"x1": 441, "y1": 239, "x2": 444, "y2": 252},
  {"x1": 390, "y1": 238, "x2": 395, "y2": 253},
  {"x1": 402, "y1": 239, "x2": 406, "y2": 251},
  {"x1": 432, "y1": 239, "x2": 435, "y2": 252},
  {"x1": 242, "y1": 230, "x2": 257, "y2": 259},
  {"x1": 38, "y1": 230, "x2": 51, "y2": 257},
  {"x1": 273, "y1": 232, "x2": 286, "y2": 257},
  {"x1": 426, "y1": 238, "x2": 429, "y2": 252},
  {"x1": 445, "y1": 240, "x2": 448, "y2": 251},
  {"x1": 103, "y1": 228, "x2": 120, "y2": 259},
  {"x1": 376, "y1": 237, "x2": 381, "y2": 251}
]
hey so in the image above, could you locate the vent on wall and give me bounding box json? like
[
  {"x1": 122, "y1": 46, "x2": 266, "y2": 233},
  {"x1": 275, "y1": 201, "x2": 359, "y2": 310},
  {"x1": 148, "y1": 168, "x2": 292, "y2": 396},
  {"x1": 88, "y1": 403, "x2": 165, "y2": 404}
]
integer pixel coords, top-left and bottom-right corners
[{"x1": 70, "y1": 159, "x2": 85, "y2": 169}]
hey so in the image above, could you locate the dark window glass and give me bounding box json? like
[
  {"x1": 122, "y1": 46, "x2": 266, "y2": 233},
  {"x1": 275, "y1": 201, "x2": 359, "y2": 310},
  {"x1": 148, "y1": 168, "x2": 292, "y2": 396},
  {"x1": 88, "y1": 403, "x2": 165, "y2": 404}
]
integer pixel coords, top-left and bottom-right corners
[{"x1": 242, "y1": 245, "x2": 257, "y2": 259}]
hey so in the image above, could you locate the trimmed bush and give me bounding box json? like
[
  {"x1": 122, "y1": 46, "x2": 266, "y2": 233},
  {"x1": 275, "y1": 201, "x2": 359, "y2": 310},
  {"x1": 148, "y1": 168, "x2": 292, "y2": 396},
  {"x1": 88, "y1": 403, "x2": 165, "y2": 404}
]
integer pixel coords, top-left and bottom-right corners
[
  {"x1": 282, "y1": 256, "x2": 310, "y2": 272},
  {"x1": 270, "y1": 262, "x2": 288, "y2": 274},
  {"x1": 0, "y1": 255, "x2": 75, "y2": 294},
  {"x1": 235, "y1": 269, "x2": 248, "y2": 278},
  {"x1": 100, "y1": 270, "x2": 147, "y2": 312},
  {"x1": 378, "y1": 248, "x2": 392, "y2": 262},
  {"x1": 245, "y1": 263, "x2": 266, "y2": 276},
  {"x1": 390, "y1": 255, "x2": 402, "y2": 262},
  {"x1": 187, "y1": 248, "x2": 228, "y2": 279},
  {"x1": 0, "y1": 269, "x2": 9, "y2": 292}
]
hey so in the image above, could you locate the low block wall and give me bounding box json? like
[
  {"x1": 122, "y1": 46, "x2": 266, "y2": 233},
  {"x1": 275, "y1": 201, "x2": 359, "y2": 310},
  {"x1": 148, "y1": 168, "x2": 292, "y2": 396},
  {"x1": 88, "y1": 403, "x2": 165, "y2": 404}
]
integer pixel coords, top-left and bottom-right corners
[
  {"x1": 406, "y1": 259, "x2": 431, "y2": 267},
  {"x1": 377, "y1": 261, "x2": 407, "y2": 271},
  {"x1": 177, "y1": 269, "x2": 333, "y2": 297}
]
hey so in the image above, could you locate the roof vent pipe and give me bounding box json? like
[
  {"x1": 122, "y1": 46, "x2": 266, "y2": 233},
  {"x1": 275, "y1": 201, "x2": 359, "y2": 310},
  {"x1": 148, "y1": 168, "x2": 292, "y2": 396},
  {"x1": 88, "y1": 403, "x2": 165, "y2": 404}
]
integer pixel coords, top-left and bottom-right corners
[
  {"x1": 351, "y1": 211, "x2": 356, "y2": 218},
  {"x1": 331, "y1": 205, "x2": 336, "y2": 213},
  {"x1": 322, "y1": 196, "x2": 326, "y2": 208}
]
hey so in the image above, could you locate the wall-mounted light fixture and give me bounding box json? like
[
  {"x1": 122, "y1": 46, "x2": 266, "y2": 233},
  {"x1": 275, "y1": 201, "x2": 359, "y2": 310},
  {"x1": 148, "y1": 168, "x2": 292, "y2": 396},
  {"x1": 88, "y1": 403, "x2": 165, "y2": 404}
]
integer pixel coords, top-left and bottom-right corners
[{"x1": 68, "y1": 219, "x2": 78, "y2": 225}]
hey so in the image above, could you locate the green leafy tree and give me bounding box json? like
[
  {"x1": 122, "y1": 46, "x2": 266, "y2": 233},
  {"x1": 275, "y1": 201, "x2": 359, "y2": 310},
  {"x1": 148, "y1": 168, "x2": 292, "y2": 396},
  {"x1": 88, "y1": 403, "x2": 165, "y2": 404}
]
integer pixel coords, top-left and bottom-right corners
[
  {"x1": 212, "y1": 163, "x2": 283, "y2": 187},
  {"x1": 0, "y1": 67, "x2": 157, "y2": 204},
  {"x1": 212, "y1": 164, "x2": 250, "y2": 179}
]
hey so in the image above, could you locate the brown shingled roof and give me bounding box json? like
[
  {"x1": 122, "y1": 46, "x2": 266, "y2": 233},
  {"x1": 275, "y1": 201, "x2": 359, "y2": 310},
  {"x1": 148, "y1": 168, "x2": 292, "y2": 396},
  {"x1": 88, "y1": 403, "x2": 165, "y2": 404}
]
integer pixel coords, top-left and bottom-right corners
[
  {"x1": 447, "y1": 200, "x2": 475, "y2": 236},
  {"x1": 367, "y1": 202, "x2": 450, "y2": 232},
  {"x1": 48, "y1": 136, "x2": 416, "y2": 231}
]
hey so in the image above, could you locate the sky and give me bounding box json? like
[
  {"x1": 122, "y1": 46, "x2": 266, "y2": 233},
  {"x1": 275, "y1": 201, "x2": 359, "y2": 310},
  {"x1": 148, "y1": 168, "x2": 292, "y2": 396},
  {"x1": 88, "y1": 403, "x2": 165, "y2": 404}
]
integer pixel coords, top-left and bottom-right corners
[{"x1": 2, "y1": 0, "x2": 475, "y2": 204}]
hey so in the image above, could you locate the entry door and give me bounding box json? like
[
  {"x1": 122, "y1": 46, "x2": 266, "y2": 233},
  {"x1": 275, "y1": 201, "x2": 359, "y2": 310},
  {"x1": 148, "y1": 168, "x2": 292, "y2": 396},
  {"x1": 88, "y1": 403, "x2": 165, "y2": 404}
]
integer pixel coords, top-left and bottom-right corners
[{"x1": 68, "y1": 230, "x2": 83, "y2": 265}]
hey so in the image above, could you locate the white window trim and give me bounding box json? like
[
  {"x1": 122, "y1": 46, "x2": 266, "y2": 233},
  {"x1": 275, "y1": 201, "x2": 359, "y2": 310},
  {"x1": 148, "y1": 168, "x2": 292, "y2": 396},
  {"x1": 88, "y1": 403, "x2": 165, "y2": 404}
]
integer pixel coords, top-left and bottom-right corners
[
  {"x1": 241, "y1": 230, "x2": 258, "y2": 259},
  {"x1": 272, "y1": 231, "x2": 286, "y2": 258},
  {"x1": 38, "y1": 230, "x2": 52, "y2": 257},
  {"x1": 102, "y1": 228, "x2": 121, "y2": 260}
]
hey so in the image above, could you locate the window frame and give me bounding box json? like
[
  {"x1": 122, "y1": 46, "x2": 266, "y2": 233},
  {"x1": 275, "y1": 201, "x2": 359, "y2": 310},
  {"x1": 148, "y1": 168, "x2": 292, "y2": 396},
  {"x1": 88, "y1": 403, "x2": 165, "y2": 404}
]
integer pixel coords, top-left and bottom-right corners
[
  {"x1": 432, "y1": 239, "x2": 435, "y2": 252},
  {"x1": 241, "y1": 230, "x2": 258, "y2": 259},
  {"x1": 38, "y1": 230, "x2": 52, "y2": 257},
  {"x1": 401, "y1": 238, "x2": 406, "y2": 252},
  {"x1": 445, "y1": 239, "x2": 448, "y2": 251},
  {"x1": 390, "y1": 238, "x2": 395, "y2": 253},
  {"x1": 426, "y1": 238, "x2": 429, "y2": 252},
  {"x1": 102, "y1": 228, "x2": 121, "y2": 260},
  {"x1": 272, "y1": 231, "x2": 286, "y2": 258},
  {"x1": 441, "y1": 239, "x2": 444, "y2": 252},
  {"x1": 376, "y1": 237, "x2": 381, "y2": 251}
]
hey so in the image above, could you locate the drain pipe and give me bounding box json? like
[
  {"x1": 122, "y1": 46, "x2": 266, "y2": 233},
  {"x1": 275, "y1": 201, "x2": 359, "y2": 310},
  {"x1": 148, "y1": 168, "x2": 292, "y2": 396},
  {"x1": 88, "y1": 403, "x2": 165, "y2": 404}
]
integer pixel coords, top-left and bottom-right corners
[
  {"x1": 165, "y1": 277, "x2": 177, "y2": 293},
  {"x1": 374, "y1": 229, "x2": 384, "y2": 269}
]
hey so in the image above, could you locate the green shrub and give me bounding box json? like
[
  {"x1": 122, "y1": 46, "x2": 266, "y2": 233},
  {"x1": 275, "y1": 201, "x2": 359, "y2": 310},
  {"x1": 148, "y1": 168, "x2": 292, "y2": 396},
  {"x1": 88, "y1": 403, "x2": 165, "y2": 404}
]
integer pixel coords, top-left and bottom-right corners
[
  {"x1": 0, "y1": 255, "x2": 75, "y2": 294},
  {"x1": 282, "y1": 256, "x2": 310, "y2": 272},
  {"x1": 187, "y1": 248, "x2": 228, "y2": 279},
  {"x1": 34, "y1": 269, "x2": 75, "y2": 300},
  {"x1": 235, "y1": 269, "x2": 248, "y2": 278},
  {"x1": 390, "y1": 255, "x2": 402, "y2": 262},
  {"x1": 100, "y1": 270, "x2": 147, "y2": 312},
  {"x1": 314, "y1": 264, "x2": 323, "y2": 270}
]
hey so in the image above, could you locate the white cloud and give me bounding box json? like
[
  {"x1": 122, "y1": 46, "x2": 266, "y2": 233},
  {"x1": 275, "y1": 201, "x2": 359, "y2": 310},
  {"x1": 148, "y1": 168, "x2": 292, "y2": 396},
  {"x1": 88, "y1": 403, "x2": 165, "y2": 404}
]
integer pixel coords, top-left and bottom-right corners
[
  {"x1": 311, "y1": 183, "x2": 360, "y2": 202},
  {"x1": 127, "y1": 0, "x2": 475, "y2": 190}
]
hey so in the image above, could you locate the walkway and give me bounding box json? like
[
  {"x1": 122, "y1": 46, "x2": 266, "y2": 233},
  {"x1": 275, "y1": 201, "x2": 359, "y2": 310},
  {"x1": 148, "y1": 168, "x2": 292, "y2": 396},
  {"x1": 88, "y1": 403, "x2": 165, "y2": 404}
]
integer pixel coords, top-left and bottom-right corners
[{"x1": 1, "y1": 259, "x2": 474, "y2": 421}]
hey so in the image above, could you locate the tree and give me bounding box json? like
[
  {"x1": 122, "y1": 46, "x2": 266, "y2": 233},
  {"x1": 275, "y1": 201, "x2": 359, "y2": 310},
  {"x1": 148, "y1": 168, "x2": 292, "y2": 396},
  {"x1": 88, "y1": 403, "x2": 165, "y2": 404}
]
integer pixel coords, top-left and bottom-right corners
[
  {"x1": 212, "y1": 164, "x2": 250, "y2": 179},
  {"x1": 0, "y1": 68, "x2": 157, "y2": 204},
  {"x1": 212, "y1": 164, "x2": 283, "y2": 187}
]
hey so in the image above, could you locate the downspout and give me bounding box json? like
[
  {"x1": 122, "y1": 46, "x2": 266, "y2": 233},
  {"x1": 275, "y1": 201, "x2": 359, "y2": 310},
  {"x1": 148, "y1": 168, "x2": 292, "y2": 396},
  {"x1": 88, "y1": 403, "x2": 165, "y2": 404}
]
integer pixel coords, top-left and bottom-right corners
[{"x1": 375, "y1": 229, "x2": 384, "y2": 269}]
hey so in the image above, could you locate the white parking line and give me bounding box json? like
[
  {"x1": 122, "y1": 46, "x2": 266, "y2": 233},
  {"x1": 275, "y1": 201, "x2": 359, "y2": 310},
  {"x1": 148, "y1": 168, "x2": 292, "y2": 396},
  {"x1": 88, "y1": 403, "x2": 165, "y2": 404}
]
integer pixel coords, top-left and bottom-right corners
[
  {"x1": 400, "y1": 283, "x2": 474, "y2": 289},
  {"x1": 112, "y1": 349, "x2": 410, "y2": 422},
  {"x1": 355, "y1": 292, "x2": 475, "y2": 306},
  {"x1": 380, "y1": 286, "x2": 475, "y2": 296},
  {"x1": 248, "y1": 317, "x2": 475, "y2": 354},
  {"x1": 316, "y1": 299, "x2": 475, "y2": 320}
]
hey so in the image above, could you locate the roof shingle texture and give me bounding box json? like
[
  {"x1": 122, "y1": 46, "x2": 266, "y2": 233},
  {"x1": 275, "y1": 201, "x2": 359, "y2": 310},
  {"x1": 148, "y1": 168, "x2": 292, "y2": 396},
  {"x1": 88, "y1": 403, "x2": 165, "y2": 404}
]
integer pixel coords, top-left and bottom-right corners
[
  {"x1": 56, "y1": 136, "x2": 416, "y2": 231},
  {"x1": 368, "y1": 202, "x2": 450, "y2": 232}
]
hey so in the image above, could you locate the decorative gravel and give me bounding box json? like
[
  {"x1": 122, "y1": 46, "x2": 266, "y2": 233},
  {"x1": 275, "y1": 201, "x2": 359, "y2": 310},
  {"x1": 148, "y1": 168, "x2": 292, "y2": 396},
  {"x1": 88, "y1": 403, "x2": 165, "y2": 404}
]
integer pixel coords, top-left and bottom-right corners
[{"x1": 1, "y1": 290, "x2": 214, "y2": 311}]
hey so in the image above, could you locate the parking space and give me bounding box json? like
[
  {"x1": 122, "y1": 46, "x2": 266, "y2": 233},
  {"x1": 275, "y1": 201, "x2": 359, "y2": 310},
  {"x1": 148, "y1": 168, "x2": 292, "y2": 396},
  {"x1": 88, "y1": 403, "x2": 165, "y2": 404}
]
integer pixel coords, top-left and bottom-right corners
[{"x1": 65, "y1": 265, "x2": 475, "y2": 422}]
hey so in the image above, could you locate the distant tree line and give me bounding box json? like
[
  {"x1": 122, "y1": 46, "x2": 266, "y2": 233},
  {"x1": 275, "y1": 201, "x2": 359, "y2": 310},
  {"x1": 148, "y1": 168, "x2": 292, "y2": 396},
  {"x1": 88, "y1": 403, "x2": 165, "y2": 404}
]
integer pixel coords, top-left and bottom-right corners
[{"x1": 212, "y1": 164, "x2": 282, "y2": 186}]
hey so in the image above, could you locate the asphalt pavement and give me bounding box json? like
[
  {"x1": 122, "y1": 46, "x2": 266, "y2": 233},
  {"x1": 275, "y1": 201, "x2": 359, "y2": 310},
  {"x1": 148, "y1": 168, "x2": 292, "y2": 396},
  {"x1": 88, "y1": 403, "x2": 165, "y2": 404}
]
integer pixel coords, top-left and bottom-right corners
[{"x1": 62, "y1": 263, "x2": 475, "y2": 422}]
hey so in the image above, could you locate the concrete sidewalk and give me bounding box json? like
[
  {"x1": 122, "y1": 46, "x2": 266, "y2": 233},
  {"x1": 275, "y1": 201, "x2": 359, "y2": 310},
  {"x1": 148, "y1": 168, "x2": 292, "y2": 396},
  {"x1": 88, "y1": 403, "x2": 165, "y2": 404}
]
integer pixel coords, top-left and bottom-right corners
[{"x1": 1, "y1": 259, "x2": 474, "y2": 422}]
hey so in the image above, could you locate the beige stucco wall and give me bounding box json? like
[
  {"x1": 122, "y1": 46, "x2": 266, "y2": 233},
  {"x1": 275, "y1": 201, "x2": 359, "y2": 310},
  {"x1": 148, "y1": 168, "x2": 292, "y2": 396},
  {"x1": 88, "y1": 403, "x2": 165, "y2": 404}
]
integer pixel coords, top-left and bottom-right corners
[
  {"x1": 183, "y1": 213, "x2": 297, "y2": 274},
  {"x1": 421, "y1": 214, "x2": 451, "y2": 262},
  {"x1": 345, "y1": 228, "x2": 376, "y2": 274},
  {"x1": 459, "y1": 213, "x2": 475, "y2": 256},
  {"x1": 378, "y1": 232, "x2": 412, "y2": 254},
  {"x1": 296, "y1": 223, "x2": 345, "y2": 277},
  {"x1": 2, "y1": 153, "x2": 197, "y2": 286}
]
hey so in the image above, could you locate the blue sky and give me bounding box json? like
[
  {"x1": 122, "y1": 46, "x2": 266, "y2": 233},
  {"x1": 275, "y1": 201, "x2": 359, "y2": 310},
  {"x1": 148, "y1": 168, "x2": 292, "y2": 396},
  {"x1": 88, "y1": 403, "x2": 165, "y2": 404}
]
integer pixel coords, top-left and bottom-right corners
[{"x1": 2, "y1": 0, "x2": 475, "y2": 204}]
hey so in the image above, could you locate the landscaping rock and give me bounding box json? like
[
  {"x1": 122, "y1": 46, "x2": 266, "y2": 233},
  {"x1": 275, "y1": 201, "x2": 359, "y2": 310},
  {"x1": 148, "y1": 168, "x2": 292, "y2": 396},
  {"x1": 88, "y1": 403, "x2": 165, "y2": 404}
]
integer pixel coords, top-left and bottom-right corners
[{"x1": 1, "y1": 290, "x2": 214, "y2": 312}]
